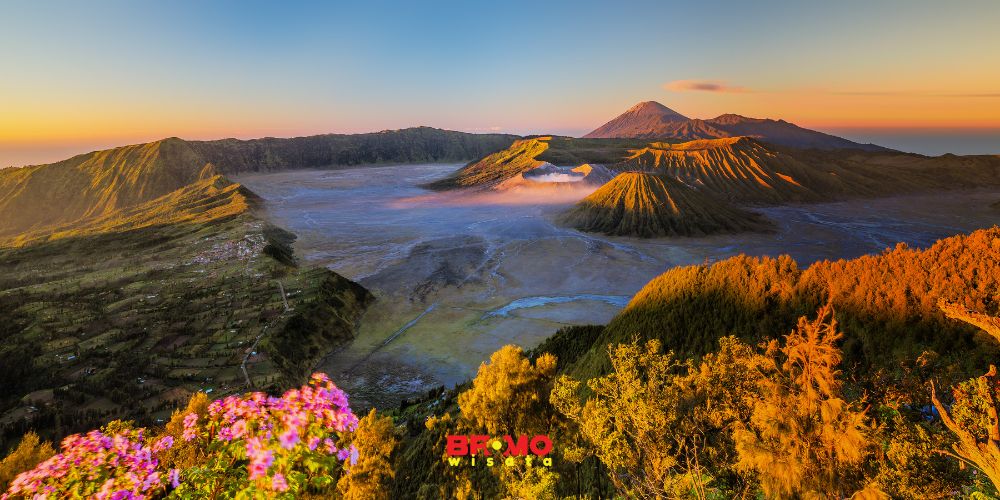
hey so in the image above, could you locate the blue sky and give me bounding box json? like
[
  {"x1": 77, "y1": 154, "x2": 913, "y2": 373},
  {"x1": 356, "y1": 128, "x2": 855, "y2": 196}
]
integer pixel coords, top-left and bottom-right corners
[{"x1": 1, "y1": 0, "x2": 999, "y2": 166}]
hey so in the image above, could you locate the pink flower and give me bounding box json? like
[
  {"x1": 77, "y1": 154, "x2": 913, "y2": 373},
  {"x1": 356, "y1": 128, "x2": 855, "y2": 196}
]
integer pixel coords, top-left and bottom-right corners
[
  {"x1": 217, "y1": 427, "x2": 234, "y2": 442},
  {"x1": 182, "y1": 413, "x2": 199, "y2": 442},
  {"x1": 231, "y1": 419, "x2": 247, "y2": 439},
  {"x1": 278, "y1": 427, "x2": 299, "y2": 450},
  {"x1": 247, "y1": 444, "x2": 274, "y2": 480},
  {"x1": 153, "y1": 436, "x2": 174, "y2": 453},
  {"x1": 5, "y1": 372, "x2": 358, "y2": 498},
  {"x1": 271, "y1": 472, "x2": 288, "y2": 492}
]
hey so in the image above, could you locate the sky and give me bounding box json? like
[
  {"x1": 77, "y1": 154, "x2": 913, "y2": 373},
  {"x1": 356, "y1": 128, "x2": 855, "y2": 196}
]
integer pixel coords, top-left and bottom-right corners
[{"x1": 1, "y1": 0, "x2": 999, "y2": 167}]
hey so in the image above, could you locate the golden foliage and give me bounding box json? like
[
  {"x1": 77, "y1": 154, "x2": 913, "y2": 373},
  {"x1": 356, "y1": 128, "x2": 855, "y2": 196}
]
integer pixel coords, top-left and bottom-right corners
[
  {"x1": 553, "y1": 337, "x2": 766, "y2": 499},
  {"x1": 592, "y1": 227, "x2": 1000, "y2": 382},
  {"x1": 733, "y1": 305, "x2": 871, "y2": 498},
  {"x1": 458, "y1": 346, "x2": 557, "y2": 435},
  {"x1": 158, "y1": 392, "x2": 211, "y2": 471},
  {"x1": 0, "y1": 432, "x2": 55, "y2": 491},
  {"x1": 870, "y1": 412, "x2": 964, "y2": 499},
  {"x1": 337, "y1": 409, "x2": 398, "y2": 500},
  {"x1": 498, "y1": 464, "x2": 559, "y2": 500}
]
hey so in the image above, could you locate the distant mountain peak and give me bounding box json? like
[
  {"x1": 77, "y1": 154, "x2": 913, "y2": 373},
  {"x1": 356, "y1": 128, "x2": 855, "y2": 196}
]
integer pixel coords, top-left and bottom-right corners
[
  {"x1": 624, "y1": 101, "x2": 689, "y2": 121},
  {"x1": 583, "y1": 101, "x2": 689, "y2": 139},
  {"x1": 585, "y1": 102, "x2": 891, "y2": 151}
]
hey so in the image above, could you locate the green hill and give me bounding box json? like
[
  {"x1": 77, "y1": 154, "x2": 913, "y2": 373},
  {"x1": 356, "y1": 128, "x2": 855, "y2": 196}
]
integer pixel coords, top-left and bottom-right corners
[
  {"x1": 0, "y1": 212, "x2": 373, "y2": 450},
  {"x1": 559, "y1": 172, "x2": 772, "y2": 237},
  {"x1": 553, "y1": 227, "x2": 1000, "y2": 379},
  {"x1": 0, "y1": 139, "x2": 218, "y2": 239},
  {"x1": 189, "y1": 126, "x2": 517, "y2": 174}
]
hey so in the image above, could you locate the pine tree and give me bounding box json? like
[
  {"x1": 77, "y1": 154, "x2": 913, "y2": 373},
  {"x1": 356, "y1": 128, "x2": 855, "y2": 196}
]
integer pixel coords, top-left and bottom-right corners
[{"x1": 733, "y1": 305, "x2": 872, "y2": 498}]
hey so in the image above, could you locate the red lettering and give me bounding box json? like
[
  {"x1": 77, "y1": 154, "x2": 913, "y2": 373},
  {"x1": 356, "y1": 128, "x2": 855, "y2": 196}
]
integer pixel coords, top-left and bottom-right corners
[
  {"x1": 469, "y1": 435, "x2": 490, "y2": 456},
  {"x1": 503, "y1": 435, "x2": 529, "y2": 456},
  {"x1": 529, "y1": 435, "x2": 553, "y2": 456},
  {"x1": 446, "y1": 435, "x2": 468, "y2": 456}
]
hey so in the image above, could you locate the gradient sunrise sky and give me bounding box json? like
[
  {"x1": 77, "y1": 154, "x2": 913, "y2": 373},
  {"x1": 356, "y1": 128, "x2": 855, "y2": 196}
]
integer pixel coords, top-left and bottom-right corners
[{"x1": 2, "y1": 0, "x2": 999, "y2": 167}]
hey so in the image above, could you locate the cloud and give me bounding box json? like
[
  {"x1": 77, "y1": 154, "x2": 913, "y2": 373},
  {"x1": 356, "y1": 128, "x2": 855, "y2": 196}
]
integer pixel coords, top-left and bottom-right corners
[
  {"x1": 663, "y1": 82, "x2": 999, "y2": 98},
  {"x1": 664, "y1": 80, "x2": 750, "y2": 93}
]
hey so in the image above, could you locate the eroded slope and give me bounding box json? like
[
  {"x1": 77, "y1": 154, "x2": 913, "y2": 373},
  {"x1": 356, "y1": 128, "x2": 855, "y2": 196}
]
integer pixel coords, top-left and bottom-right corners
[{"x1": 560, "y1": 172, "x2": 772, "y2": 237}]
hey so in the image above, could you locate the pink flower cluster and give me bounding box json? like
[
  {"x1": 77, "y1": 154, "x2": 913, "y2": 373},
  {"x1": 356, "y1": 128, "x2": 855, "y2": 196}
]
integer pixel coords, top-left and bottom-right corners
[
  {"x1": 3, "y1": 429, "x2": 177, "y2": 500},
  {"x1": 182, "y1": 372, "x2": 359, "y2": 492},
  {"x1": 3, "y1": 373, "x2": 357, "y2": 498}
]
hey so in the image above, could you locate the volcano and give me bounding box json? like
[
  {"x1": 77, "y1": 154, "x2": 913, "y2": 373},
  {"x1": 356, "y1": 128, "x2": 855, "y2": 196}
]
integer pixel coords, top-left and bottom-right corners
[
  {"x1": 560, "y1": 171, "x2": 773, "y2": 237},
  {"x1": 584, "y1": 101, "x2": 889, "y2": 151}
]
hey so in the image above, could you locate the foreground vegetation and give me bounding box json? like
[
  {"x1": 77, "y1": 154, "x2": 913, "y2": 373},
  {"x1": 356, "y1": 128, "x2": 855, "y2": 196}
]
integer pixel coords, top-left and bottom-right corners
[
  {"x1": 6, "y1": 227, "x2": 999, "y2": 498},
  {"x1": 7, "y1": 303, "x2": 1000, "y2": 498}
]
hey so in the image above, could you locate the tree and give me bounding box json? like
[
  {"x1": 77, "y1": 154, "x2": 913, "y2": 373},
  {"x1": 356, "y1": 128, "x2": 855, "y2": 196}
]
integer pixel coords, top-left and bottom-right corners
[
  {"x1": 458, "y1": 345, "x2": 557, "y2": 435},
  {"x1": 0, "y1": 432, "x2": 55, "y2": 491},
  {"x1": 733, "y1": 305, "x2": 872, "y2": 498},
  {"x1": 931, "y1": 304, "x2": 1000, "y2": 491},
  {"x1": 497, "y1": 464, "x2": 559, "y2": 500},
  {"x1": 337, "y1": 409, "x2": 398, "y2": 500},
  {"x1": 552, "y1": 336, "x2": 769, "y2": 498},
  {"x1": 456, "y1": 346, "x2": 569, "y2": 498}
]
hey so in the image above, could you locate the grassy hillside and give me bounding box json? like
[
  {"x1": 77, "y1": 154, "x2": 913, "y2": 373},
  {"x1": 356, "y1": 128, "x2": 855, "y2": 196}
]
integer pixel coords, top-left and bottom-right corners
[
  {"x1": 190, "y1": 126, "x2": 517, "y2": 174},
  {"x1": 5, "y1": 174, "x2": 256, "y2": 247},
  {"x1": 563, "y1": 227, "x2": 1000, "y2": 379},
  {"x1": 0, "y1": 139, "x2": 216, "y2": 239},
  {"x1": 559, "y1": 172, "x2": 772, "y2": 237},
  {"x1": 0, "y1": 213, "x2": 373, "y2": 451}
]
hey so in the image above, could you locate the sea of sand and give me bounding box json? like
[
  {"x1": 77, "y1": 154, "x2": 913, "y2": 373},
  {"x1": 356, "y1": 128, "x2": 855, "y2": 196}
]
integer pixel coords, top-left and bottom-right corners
[{"x1": 236, "y1": 164, "x2": 1000, "y2": 409}]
